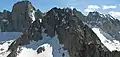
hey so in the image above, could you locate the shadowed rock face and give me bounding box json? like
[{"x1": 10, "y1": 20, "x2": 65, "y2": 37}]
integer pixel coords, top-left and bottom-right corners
[
  {"x1": 0, "y1": 1, "x2": 43, "y2": 32},
  {"x1": 42, "y1": 8, "x2": 120, "y2": 57},
  {"x1": 7, "y1": 6, "x2": 120, "y2": 57},
  {"x1": 74, "y1": 10, "x2": 120, "y2": 41},
  {"x1": 0, "y1": 1, "x2": 38, "y2": 32},
  {"x1": 0, "y1": 10, "x2": 12, "y2": 32},
  {"x1": 11, "y1": 1, "x2": 36, "y2": 32},
  {"x1": 87, "y1": 12, "x2": 120, "y2": 40}
]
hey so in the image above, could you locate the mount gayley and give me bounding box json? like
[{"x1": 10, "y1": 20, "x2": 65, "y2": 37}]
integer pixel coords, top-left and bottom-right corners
[{"x1": 0, "y1": 1, "x2": 120, "y2": 57}]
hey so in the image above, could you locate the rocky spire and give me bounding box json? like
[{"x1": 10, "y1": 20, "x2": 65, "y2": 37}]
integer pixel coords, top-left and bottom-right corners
[{"x1": 11, "y1": 1, "x2": 36, "y2": 32}]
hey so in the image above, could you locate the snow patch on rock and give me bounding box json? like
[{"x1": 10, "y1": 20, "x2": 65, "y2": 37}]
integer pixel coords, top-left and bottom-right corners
[
  {"x1": 0, "y1": 40, "x2": 14, "y2": 57},
  {"x1": 92, "y1": 28, "x2": 120, "y2": 51},
  {"x1": 23, "y1": 27, "x2": 69, "y2": 57},
  {"x1": 17, "y1": 43, "x2": 52, "y2": 57},
  {"x1": 29, "y1": 9, "x2": 36, "y2": 23}
]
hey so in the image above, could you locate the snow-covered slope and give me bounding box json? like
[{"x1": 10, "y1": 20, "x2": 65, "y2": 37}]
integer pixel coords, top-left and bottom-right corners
[
  {"x1": 0, "y1": 40, "x2": 14, "y2": 57},
  {"x1": 0, "y1": 40, "x2": 14, "y2": 53},
  {"x1": 0, "y1": 42, "x2": 52, "y2": 57},
  {"x1": 0, "y1": 32, "x2": 22, "y2": 57},
  {"x1": 92, "y1": 28, "x2": 120, "y2": 51},
  {"x1": 0, "y1": 27, "x2": 69, "y2": 57},
  {"x1": 17, "y1": 43, "x2": 53, "y2": 57},
  {"x1": 17, "y1": 27, "x2": 69, "y2": 57},
  {"x1": 74, "y1": 11, "x2": 120, "y2": 52}
]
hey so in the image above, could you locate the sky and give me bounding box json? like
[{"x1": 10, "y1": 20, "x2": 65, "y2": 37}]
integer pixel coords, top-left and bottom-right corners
[{"x1": 0, "y1": 0, "x2": 120, "y2": 19}]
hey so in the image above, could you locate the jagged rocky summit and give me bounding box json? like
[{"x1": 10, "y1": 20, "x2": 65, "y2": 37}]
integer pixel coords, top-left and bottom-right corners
[{"x1": 0, "y1": 1, "x2": 120, "y2": 57}]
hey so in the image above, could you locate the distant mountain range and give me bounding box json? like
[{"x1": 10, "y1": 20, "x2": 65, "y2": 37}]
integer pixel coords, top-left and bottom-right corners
[{"x1": 0, "y1": 1, "x2": 120, "y2": 57}]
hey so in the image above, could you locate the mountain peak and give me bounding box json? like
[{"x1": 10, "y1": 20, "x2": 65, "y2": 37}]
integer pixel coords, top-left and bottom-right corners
[
  {"x1": 14, "y1": 0, "x2": 31, "y2": 6},
  {"x1": 0, "y1": 1, "x2": 120, "y2": 57},
  {"x1": 11, "y1": 0, "x2": 36, "y2": 32},
  {"x1": 88, "y1": 11, "x2": 100, "y2": 16}
]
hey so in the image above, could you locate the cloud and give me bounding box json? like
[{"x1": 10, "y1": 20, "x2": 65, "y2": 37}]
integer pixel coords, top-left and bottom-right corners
[
  {"x1": 109, "y1": 11, "x2": 120, "y2": 19},
  {"x1": 84, "y1": 9, "x2": 94, "y2": 12},
  {"x1": 84, "y1": 5, "x2": 100, "y2": 12},
  {"x1": 102, "y1": 5, "x2": 117, "y2": 10},
  {"x1": 88, "y1": 5, "x2": 100, "y2": 9}
]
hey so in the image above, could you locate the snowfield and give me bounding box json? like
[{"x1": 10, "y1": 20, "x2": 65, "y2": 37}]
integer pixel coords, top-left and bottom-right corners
[
  {"x1": 0, "y1": 27, "x2": 70, "y2": 57},
  {"x1": 0, "y1": 40, "x2": 14, "y2": 53},
  {"x1": 17, "y1": 43, "x2": 53, "y2": 57},
  {"x1": 0, "y1": 40, "x2": 14, "y2": 57},
  {"x1": 92, "y1": 28, "x2": 120, "y2": 51},
  {"x1": 1, "y1": 28, "x2": 120, "y2": 57},
  {"x1": 22, "y1": 27, "x2": 69, "y2": 57}
]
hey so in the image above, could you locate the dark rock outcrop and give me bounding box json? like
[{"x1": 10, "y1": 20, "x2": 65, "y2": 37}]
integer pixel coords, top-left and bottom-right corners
[
  {"x1": 7, "y1": 6, "x2": 120, "y2": 57},
  {"x1": 74, "y1": 11, "x2": 120, "y2": 41},
  {"x1": 0, "y1": 1, "x2": 43, "y2": 32},
  {"x1": 37, "y1": 46, "x2": 45, "y2": 54},
  {"x1": 11, "y1": 1, "x2": 36, "y2": 32},
  {"x1": 0, "y1": 10, "x2": 12, "y2": 32}
]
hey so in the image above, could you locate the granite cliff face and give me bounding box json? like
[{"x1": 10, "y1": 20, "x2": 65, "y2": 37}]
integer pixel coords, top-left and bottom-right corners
[
  {"x1": 0, "y1": 1, "x2": 42, "y2": 32},
  {"x1": 0, "y1": 1, "x2": 120, "y2": 57},
  {"x1": 11, "y1": 1, "x2": 36, "y2": 32}
]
